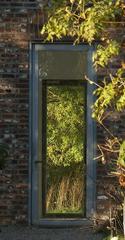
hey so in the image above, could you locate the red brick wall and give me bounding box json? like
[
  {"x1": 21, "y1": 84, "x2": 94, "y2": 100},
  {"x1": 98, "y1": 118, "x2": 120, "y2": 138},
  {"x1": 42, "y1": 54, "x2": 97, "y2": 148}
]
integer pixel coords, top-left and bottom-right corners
[{"x1": 0, "y1": 0, "x2": 45, "y2": 224}]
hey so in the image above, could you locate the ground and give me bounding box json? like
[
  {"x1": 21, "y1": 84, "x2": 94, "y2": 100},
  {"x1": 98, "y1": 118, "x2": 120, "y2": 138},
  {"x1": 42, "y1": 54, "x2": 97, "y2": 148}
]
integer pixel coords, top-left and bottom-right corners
[{"x1": 0, "y1": 225, "x2": 105, "y2": 240}]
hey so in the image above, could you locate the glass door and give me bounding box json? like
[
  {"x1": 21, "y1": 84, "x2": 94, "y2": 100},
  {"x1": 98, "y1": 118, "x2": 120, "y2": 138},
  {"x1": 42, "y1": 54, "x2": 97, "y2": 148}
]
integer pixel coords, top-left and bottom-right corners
[
  {"x1": 38, "y1": 46, "x2": 87, "y2": 218},
  {"x1": 31, "y1": 44, "x2": 96, "y2": 224},
  {"x1": 41, "y1": 80, "x2": 86, "y2": 217}
]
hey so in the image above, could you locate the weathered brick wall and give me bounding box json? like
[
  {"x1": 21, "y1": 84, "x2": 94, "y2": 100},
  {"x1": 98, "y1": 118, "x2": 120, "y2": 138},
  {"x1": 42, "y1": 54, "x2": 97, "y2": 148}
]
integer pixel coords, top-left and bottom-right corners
[
  {"x1": 95, "y1": 34, "x2": 125, "y2": 220},
  {"x1": 0, "y1": 0, "x2": 45, "y2": 224},
  {"x1": 0, "y1": 0, "x2": 124, "y2": 225}
]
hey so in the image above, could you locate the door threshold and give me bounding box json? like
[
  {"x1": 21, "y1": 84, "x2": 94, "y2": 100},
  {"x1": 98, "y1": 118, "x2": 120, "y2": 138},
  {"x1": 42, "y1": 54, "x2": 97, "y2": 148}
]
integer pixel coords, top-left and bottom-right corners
[{"x1": 34, "y1": 218, "x2": 91, "y2": 228}]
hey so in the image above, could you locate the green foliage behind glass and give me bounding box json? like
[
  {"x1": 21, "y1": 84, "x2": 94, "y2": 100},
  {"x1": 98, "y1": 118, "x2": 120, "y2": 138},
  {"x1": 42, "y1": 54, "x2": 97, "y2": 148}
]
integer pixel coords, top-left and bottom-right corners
[{"x1": 47, "y1": 85, "x2": 85, "y2": 167}]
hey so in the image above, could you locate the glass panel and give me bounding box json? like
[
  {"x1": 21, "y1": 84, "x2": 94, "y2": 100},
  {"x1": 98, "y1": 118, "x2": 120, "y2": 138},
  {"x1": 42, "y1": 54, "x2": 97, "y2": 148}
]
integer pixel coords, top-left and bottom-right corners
[
  {"x1": 38, "y1": 50, "x2": 87, "y2": 80},
  {"x1": 38, "y1": 46, "x2": 88, "y2": 217},
  {"x1": 43, "y1": 80, "x2": 86, "y2": 216}
]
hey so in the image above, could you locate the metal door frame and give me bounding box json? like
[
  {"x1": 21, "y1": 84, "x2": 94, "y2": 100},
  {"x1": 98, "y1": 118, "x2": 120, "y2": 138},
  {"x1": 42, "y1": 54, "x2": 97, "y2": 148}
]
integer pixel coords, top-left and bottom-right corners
[{"x1": 29, "y1": 43, "x2": 96, "y2": 226}]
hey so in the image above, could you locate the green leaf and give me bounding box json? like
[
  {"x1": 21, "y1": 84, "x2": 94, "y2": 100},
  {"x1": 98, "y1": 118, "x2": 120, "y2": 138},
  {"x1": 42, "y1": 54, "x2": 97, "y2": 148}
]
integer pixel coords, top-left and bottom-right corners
[{"x1": 117, "y1": 141, "x2": 125, "y2": 167}]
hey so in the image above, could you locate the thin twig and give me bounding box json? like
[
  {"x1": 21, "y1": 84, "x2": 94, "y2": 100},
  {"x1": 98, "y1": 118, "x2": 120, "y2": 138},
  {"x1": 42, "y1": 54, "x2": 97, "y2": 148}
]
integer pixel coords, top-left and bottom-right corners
[
  {"x1": 102, "y1": 21, "x2": 125, "y2": 24},
  {"x1": 100, "y1": 145, "x2": 119, "y2": 153},
  {"x1": 85, "y1": 75, "x2": 103, "y2": 88},
  {"x1": 100, "y1": 121, "x2": 116, "y2": 138}
]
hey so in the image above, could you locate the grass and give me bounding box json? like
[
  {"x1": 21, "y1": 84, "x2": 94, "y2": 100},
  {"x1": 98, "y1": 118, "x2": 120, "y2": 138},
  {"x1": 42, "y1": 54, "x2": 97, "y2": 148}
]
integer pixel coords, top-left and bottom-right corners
[{"x1": 48, "y1": 208, "x2": 83, "y2": 214}]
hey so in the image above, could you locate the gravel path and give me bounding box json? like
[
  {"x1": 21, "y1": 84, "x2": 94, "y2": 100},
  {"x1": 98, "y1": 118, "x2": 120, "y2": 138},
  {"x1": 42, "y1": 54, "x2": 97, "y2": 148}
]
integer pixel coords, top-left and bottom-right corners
[{"x1": 0, "y1": 225, "x2": 105, "y2": 240}]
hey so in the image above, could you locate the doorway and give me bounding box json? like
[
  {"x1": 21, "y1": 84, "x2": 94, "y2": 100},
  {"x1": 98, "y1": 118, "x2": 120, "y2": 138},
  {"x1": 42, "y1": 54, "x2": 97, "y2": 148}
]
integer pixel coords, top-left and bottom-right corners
[{"x1": 30, "y1": 43, "x2": 96, "y2": 225}]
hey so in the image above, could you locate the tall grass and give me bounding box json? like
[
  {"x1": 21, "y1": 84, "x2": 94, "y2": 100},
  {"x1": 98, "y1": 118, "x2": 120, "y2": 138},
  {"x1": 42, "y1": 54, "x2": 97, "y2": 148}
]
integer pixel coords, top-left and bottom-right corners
[{"x1": 46, "y1": 165, "x2": 84, "y2": 214}]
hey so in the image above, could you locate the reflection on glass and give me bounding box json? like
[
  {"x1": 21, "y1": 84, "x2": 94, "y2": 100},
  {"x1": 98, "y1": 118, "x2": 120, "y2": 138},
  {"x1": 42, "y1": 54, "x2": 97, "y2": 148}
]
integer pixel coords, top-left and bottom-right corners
[
  {"x1": 45, "y1": 82, "x2": 85, "y2": 215},
  {"x1": 38, "y1": 50, "x2": 87, "y2": 80}
]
